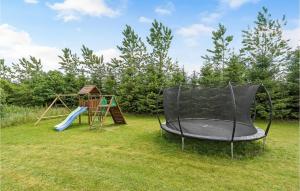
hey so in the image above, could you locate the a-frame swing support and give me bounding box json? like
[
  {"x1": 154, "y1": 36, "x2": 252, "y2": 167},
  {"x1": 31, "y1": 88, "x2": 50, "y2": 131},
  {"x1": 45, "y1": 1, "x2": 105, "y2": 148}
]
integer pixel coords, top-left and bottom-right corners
[{"x1": 34, "y1": 94, "x2": 76, "y2": 126}]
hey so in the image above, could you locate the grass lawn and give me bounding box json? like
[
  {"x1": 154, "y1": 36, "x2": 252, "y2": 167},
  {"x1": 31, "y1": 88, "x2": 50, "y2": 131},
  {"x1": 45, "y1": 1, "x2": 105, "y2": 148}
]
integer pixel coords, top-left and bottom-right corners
[{"x1": 1, "y1": 115, "x2": 299, "y2": 191}]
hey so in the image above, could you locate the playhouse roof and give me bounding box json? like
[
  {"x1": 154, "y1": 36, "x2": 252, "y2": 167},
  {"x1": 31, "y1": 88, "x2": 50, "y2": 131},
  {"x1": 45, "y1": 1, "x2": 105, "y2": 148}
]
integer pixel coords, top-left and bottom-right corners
[{"x1": 78, "y1": 85, "x2": 101, "y2": 95}]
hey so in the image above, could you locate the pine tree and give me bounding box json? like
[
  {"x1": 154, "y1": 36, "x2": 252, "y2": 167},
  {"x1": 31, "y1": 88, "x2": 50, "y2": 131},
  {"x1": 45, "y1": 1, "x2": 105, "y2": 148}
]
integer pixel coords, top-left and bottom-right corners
[
  {"x1": 103, "y1": 61, "x2": 119, "y2": 94},
  {"x1": 190, "y1": 70, "x2": 199, "y2": 85},
  {"x1": 115, "y1": 25, "x2": 148, "y2": 112},
  {"x1": 286, "y1": 48, "x2": 300, "y2": 119},
  {"x1": 202, "y1": 24, "x2": 233, "y2": 84},
  {"x1": 241, "y1": 7, "x2": 291, "y2": 119},
  {"x1": 223, "y1": 53, "x2": 246, "y2": 84},
  {"x1": 169, "y1": 64, "x2": 187, "y2": 86},
  {"x1": 145, "y1": 20, "x2": 176, "y2": 113},
  {"x1": 81, "y1": 45, "x2": 106, "y2": 89},
  {"x1": 58, "y1": 48, "x2": 80, "y2": 75},
  {"x1": 12, "y1": 56, "x2": 43, "y2": 82},
  {"x1": 199, "y1": 62, "x2": 219, "y2": 86},
  {"x1": 0, "y1": 59, "x2": 12, "y2": 81}
]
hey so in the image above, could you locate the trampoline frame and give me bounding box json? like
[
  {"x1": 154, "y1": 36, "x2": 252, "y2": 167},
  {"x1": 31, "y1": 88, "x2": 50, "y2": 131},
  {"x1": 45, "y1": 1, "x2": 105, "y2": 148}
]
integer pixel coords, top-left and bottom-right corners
[{"x1": 156, "y1": 82, "x2": 273, "y2": 158}]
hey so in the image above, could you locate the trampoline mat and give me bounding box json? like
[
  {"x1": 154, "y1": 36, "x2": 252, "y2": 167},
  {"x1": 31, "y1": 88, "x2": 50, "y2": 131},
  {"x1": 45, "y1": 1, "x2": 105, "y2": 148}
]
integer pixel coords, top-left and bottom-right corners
[{"x1": 161, "y1": 118, "x2": 265, "y2": 141}]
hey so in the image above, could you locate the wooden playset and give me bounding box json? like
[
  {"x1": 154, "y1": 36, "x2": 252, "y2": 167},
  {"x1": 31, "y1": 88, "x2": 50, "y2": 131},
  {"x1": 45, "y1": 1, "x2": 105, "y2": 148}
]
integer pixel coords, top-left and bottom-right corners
[{"x1": 35, "y1": 85, "x2": 126, "y2": 130}]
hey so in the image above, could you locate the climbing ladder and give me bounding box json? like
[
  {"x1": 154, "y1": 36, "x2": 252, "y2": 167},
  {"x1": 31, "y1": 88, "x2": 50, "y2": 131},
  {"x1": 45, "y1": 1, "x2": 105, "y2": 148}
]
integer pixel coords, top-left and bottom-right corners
[{"x1": 90, "y1": 95, "x2": 126, "y2": 129}]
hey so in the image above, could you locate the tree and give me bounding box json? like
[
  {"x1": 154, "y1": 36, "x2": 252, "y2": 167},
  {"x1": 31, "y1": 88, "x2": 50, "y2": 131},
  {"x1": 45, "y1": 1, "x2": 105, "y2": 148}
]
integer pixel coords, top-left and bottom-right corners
[
  {"x1": 286, "y1": 48, "x2": 300, "y2": 119},
  {"x1": 58, "y1": 48, "x2": 80, "y2": 75},
  {"x1": 190, "y1": 70, "x2": 199, "y2": 85},
  {"x1": 81, "y1": 45, "x2": 106, "y2": 89},
  {"x1": 199, "y1": 62, "x2": 219, "y2": 86},
  {"x1": 103, "y1": 61, "x2": 119, "y2": 94},
  {"x1": 12, "y1": 56, "x2": 43, "y2": 82},
  {"x1": 241, "y1": 7, "x2": 290, "y2": 83},
  {"x1": 0, "y1": 59, "x2": 12, "y2": 81},
  {"x1": 241, "y1": 7, "x2": 291, "y2": 119},
  {"x1": 115, "y1": 25, "x2": 148, "y2": 112},
  {"x1": 202, "y1": 24, "x2": 233, "y2": 83},
  {"x1": 169, "y1": 64, "x2": 187, "y2": 86},
  {"x1": 144, "y1": 20, "x2": 176, "y2": 113},
  {"x1": 146, "y1": 20, "x2": 174, "y2": 85},
  {"x1": 223, "y1": 53, "x2": 246, "y2": 84}
]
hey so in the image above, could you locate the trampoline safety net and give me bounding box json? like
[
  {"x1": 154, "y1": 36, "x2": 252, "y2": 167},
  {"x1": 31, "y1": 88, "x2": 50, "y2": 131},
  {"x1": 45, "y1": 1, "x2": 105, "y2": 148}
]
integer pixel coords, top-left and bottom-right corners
[{"x1": 161, "y1": 84, "x2": 272, "y2": 141}]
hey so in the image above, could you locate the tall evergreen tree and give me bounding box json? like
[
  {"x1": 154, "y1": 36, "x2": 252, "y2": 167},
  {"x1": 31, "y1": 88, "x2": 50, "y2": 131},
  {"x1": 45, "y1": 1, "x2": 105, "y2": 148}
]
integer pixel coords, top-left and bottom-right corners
[
  {"x1": 116, "y1": 25, "x2": 148, "y2": 112},
  {"x1": 12, "y1": 56, "x2": 43, "y2": 82},
  {"x1": 103, "y1": 61, "x2": 119, "y2": 94},
  {"x1": 199, "y1": 62, "x2": 219, "y2": 86},
  {"x1": 81, "y1": 45, "x2": 105, "y2": 89},
  {"x1": 190, "y1": 70, "x2": 199, "y2": 85},
  {"x1": 202, "y1": 24, "x2": 233, "y2": 84},
  {"x1": 0, "y1": 59, "x2": 12, "y2": 81},
  {"x1": 145, "y1": 20, "x2": 175, "y2": 113},
  {"x1": 286, "y1": 47, "x2": 300, "y2": 119},
  {"x1": 223, "y1": 53, "x2": 246, "y2": 84},
  {"x1": 58, "y1": 48, "x2": 80, "y2": 75},
  {"x1": 241, "y1": 7, "x2": 291, "y2": 118},
  {"x1": 241, "y1": 7, "x2": 290, "y2": 83}
]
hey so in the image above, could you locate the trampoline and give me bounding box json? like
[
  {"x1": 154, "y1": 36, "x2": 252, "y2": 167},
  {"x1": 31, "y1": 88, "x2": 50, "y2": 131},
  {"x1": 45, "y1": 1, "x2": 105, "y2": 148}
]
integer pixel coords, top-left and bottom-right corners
[{"x1": 156, "y1": 83, "x2": 272, "y2": 157}]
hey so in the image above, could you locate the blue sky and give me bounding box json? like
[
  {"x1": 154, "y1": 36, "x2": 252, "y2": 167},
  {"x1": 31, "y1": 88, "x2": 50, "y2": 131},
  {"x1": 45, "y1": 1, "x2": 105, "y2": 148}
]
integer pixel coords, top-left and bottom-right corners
[{"x1": 1, "y1": 0, "x2": 299, "y2": 72}]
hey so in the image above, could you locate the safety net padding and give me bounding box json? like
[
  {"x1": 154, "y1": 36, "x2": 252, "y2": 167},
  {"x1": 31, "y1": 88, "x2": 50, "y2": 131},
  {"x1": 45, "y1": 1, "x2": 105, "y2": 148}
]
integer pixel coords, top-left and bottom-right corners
[{"x1": 163, "y1": 85, "x2": 260, "y2": 126}]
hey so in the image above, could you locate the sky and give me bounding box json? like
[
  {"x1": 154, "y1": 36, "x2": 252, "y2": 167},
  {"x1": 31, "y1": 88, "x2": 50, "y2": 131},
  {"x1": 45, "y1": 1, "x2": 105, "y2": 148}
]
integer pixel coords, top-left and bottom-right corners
[{"x1": 0, "y1": 0, "x2": 299, "y2": 72}]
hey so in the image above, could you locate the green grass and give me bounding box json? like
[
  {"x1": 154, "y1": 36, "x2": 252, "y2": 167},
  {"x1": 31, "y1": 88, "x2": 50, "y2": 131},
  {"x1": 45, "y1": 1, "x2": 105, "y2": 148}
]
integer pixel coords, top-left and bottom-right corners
[{"x1": 1, "y1": 115, "x2": 299, "y2": 191}]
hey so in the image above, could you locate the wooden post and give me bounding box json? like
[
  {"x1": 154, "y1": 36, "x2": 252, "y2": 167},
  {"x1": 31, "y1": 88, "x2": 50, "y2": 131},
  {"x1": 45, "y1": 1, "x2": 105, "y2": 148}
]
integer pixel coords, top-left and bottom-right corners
[
  {"x1": 90, "y1": 95, "x2": 103, "y2": 129},
  {"x1": 88, "y1": 94, "x2": 91, "y2": 125}
]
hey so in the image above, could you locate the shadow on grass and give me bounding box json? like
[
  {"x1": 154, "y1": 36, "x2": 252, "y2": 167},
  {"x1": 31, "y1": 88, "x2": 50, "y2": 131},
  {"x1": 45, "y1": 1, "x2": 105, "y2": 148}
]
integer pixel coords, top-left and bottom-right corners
[{"x1": 154, "y1": 130, "x2": 265, "y2": 160}]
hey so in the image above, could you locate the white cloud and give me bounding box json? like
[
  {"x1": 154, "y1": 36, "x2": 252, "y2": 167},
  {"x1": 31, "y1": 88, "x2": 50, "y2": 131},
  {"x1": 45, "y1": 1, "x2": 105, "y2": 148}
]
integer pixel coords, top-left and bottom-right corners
[
  {"x1": 155, "y1": 2, "x2": 175, "y2": 16},
  {"x1": 0, "y1": 24, "x2": 60, "y2": 71},
  {"x1": 201, "y1": 12, "x2": 222, "y2": 23},
  {"x1": 48, "y1": 0, "x2": 119, "y2": 22},
  {"x1": 283, "y1": 27, "x2": 300, "y2": 48},
  {"x1": 177, "y1": 24, "x2": 214, "y2": 47},
  {"x1": 221, "y1": 0, "x2": 260, "y2": 9},
  {"x1": 177, "y1": 24, "x2": 213, "y2": 38},
  {"x1": 138, "y1": 16, "x2": 152, "y2": 24},
  {"x1": 24, "y1": 0, "x2": 38, "y2": 4},
  {"x1": 97, "y1": 48, "x2": 119, "y2": 62}
]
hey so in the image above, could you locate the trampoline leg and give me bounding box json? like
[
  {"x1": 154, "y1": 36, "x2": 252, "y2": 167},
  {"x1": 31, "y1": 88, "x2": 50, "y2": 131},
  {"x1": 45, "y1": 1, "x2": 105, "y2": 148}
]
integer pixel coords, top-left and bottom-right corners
[
  {"x1": 231, "y1": 142, "x2": 234, "y2": 159},
  {"x1": 181, "y1": 137, "x2": 185, "y2": 151},
  {"x1": 160, "y1": 128, "x2": 163, "y2": 137},
  {"x1": 263, "y1": 137, "x2": 266, "y2": 151}
]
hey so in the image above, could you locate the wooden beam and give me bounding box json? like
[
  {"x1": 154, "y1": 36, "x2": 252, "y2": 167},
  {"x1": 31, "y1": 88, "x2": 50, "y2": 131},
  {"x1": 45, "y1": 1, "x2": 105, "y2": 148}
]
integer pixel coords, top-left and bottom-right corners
[
  {"x1": 39, "y1": 114, "x2": 69, "y2": 119},
  {"x1": 35, "y1": 96, "x2": 59, "y2": 126},
  {"x1": 57, "y1": 96, "x2": 71, "y2": 111},
  {"x1": 56, "y1": 94, "x2": 78, "y2": 97}
]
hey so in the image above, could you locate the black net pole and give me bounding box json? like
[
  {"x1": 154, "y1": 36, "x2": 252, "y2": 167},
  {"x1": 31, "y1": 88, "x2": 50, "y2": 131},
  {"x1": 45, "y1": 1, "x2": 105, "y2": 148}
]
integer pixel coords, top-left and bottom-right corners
[
  {"x1": 229, "y1": 82, "x2": 237, "y2": 142},
  {"x1": 261, "y1": 84, "x2": 273, "y2": 136},
  {"x1": 252, "y1": 99, "x2": 257, "y2": 121},
  {"x1": 156, "y1": 87, "x2": 163, "y2": 127},
  {"x1": 176, "y1": 85, "x2": 184, "y2": 137}
]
